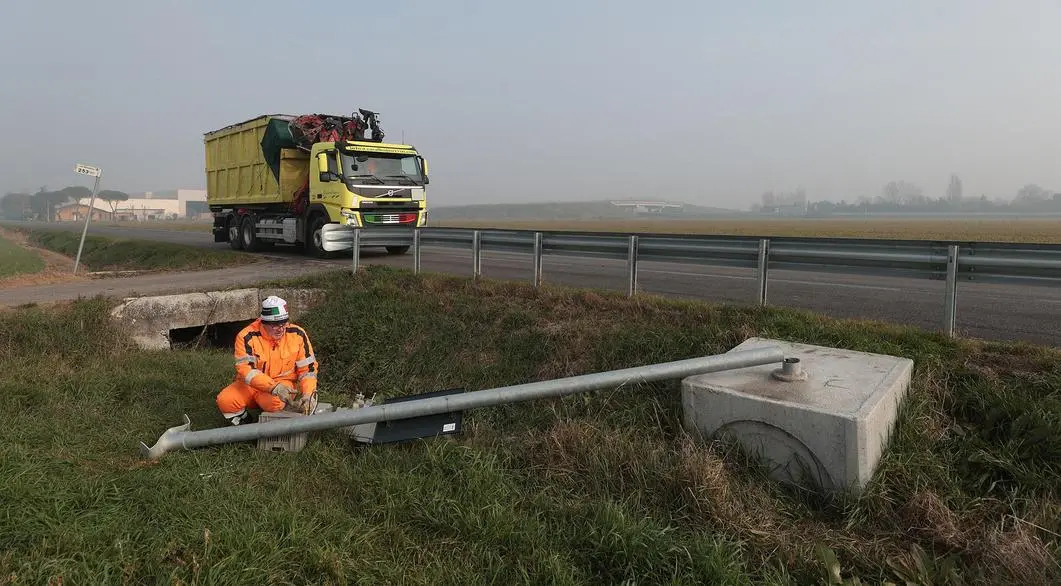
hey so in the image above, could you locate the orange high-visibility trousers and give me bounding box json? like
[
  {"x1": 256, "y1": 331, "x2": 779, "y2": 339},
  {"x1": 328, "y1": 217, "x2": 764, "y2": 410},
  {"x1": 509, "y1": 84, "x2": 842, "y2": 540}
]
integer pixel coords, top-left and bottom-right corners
[{"x1": 216, "y1": 381, "x2": 286, "y2": 414}]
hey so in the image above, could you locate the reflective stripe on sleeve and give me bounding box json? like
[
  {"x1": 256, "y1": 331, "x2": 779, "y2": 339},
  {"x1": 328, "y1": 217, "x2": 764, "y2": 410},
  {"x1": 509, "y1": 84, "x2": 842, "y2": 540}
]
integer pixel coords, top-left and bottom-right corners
[
  {"x1": 295, "y1": 355, "x2": 316, "y2": 368},
  {"x1": 235, "y1": 355, "x2": 256, "y2": 365},
  {"x1": 244, "y1": 369, "x2": 264, "y2": 385}
]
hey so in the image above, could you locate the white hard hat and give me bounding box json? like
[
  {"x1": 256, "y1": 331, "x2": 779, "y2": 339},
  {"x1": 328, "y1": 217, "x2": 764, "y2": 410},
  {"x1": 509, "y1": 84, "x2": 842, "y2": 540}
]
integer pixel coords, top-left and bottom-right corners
[{"x1": 260, "y1": 295, "x2": 289, "y2": 322}]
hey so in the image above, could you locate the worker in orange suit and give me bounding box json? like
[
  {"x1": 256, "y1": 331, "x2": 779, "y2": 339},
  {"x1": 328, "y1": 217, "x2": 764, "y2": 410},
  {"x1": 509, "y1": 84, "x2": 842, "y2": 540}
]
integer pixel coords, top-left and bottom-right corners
[{"x1": 216, "y1": 295, "x2": 319, "y2": 425}]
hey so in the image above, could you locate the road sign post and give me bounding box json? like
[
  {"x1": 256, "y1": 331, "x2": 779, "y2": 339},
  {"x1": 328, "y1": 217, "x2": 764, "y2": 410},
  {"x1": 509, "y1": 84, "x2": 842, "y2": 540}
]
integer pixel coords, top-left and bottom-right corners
[{"x1": 73, "y1": 163, "x2": 103, "y2": 274}]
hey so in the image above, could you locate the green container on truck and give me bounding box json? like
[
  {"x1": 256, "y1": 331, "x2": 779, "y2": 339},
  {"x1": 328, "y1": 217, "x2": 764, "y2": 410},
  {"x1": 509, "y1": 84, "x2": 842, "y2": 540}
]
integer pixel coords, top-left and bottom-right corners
[{"x1": 204, "y1": 111, "x2": 429, "y2": 256}]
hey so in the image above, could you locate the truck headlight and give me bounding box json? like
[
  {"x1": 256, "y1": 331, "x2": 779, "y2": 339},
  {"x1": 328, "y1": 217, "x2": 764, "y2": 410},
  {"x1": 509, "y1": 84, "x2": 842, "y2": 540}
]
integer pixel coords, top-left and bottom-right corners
[{"x1": 412, "y1": 189, "x2": 425, "y2": 201}]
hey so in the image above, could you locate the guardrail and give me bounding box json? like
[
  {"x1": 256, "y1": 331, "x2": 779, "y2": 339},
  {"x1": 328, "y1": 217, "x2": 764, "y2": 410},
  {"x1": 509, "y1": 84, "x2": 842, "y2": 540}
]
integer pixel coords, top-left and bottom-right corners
[{"x1": 348, "y1": 227, "x2": 1061, "y2": 338}]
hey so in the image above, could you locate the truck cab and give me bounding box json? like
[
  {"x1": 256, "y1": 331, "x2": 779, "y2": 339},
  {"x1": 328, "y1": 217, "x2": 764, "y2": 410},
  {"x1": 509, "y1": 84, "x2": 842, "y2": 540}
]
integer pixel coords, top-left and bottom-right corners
[{"x1": 310, "y1": 140, "x2": 428, "y2": 255}]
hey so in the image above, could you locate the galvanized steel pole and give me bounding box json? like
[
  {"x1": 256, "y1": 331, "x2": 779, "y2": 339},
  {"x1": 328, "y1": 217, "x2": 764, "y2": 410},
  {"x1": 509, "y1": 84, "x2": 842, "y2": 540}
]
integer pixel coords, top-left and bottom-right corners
[
  {"x1": 413, "y1": 229, "x2": 422, "y2": 274},
  {"x1": 472, "y1": 230, "x2": 482, "y2": 280},
  {"x1": 73, "y1": 172, "x2": 102, "y2": 274},
  {"x1": 757, "y1": 239, "x2": 770, "y2": 306},
  {"x1": 943, "y1": 244, "x2": 959, "y2": 337},
  {"x1": 139, "y1": 346, "x2": 785, "y2": 460},
  {"x1": 533, "y1": 232, "x2": 543, "y2": 287},
  {"x1": 627, "y1": 235, "x2": 639, "y2": 297},
  {"x1": 351, "y1": 228, "x2": 361, "y2": 274}
]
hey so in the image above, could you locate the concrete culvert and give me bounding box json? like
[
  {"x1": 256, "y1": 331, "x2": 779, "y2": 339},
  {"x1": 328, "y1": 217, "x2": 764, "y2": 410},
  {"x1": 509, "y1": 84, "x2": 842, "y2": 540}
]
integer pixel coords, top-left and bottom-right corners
[{"x1": 110, "y1": 287, "x2": 325, "y2": 350}]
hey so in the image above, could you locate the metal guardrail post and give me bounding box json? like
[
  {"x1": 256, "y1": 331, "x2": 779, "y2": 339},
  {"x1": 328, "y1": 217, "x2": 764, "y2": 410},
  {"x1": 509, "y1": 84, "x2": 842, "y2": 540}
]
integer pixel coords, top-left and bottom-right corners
[
  {"x1": 533, "y1": 232, "x2": 543, "y2": 287},
  {"x1": 472, "y1": 230, "x2": 482, "y2": 280},
  {"x1": 757, "y1": 239, "x2": 770, "y2": 306},
  {"x1": 351, "y1": 228, "x2": 361, "y2": 274},
  {"x1": 413, "y1": 229, "x2": 422, "y2": 275},
  {"x1": 944, "y1": 244, "x2": 958, "y2": 337},
  {"x1": 627, "y1": 235, "x2": 639, "y2": 297}
]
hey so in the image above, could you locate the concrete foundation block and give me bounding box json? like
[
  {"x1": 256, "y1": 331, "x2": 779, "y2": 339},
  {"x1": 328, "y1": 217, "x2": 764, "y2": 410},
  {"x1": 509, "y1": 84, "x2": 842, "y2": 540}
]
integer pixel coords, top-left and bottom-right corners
[
  {"x1": 255, "y1": 402, "x2": 333, "y2": 454},
  {"x1": 681, "y1": 337, "x2": 913, "y2": 494}
]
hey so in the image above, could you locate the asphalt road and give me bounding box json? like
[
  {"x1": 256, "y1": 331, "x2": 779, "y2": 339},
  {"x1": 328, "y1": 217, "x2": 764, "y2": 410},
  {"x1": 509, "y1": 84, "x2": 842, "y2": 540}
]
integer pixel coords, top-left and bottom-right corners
[{"x1": 7, "y1": 222, "x2": 1061, "y2": 347}]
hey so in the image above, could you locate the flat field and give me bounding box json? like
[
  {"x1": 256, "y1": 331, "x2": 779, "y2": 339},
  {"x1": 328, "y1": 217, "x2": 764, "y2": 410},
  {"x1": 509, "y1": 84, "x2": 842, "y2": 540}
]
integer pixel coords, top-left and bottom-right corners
[{"x1": 435, "y1": 218, "x2": 1061, "y2": 243}]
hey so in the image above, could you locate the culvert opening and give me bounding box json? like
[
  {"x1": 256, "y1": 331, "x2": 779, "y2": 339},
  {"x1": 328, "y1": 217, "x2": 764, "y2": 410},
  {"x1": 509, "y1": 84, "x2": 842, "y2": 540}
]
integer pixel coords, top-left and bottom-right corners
[{"x1": 169, "y1": 320, "x2": 253, "y2": 349}]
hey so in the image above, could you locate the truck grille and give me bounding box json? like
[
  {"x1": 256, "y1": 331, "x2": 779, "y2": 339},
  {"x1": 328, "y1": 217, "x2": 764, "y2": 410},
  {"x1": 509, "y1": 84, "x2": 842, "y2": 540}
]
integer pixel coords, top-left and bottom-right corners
[{"x1": 364, "y1": 213, "x2": 418, "y2": 224}]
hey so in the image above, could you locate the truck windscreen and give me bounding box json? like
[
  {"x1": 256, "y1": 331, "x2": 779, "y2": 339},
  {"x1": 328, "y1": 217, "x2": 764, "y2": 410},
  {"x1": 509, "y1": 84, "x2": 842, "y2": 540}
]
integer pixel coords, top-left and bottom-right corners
[{"x1": 340, "y1": 153, "x2": 423, "y2": 185}]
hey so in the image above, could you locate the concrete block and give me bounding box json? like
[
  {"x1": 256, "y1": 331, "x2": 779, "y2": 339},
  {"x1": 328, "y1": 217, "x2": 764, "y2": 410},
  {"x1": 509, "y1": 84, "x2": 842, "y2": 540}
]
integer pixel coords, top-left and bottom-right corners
[
  {"x1": 255, "y1": 402, "x2": 333, "y2": 454},
  {"x1": 681, "y1": 337, "x2": 913, "y2": 493}
]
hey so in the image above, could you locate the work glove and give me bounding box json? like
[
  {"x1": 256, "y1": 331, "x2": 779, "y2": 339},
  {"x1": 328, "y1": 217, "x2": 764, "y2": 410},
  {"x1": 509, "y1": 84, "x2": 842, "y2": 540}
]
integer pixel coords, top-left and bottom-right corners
[
  {"x1": 297, "y1": 391, "x2": 318, "y2": 415},
  {"x1": 270, "y1": 382, "x2": 298, "y2": 407}
]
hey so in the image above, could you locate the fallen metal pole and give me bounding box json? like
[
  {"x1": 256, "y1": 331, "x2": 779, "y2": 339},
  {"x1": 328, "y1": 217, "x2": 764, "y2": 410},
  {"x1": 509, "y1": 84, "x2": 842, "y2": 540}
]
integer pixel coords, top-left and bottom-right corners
[{"x1": 139, "y1": 346, "x2": 785, "y2": 460}]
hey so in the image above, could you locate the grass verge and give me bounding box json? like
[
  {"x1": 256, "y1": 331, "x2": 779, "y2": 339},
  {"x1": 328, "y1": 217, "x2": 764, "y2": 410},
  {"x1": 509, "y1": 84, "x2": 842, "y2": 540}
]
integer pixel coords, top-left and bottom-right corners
[
  {"x1": 1, "y1": 266, "x2": 1059, "y2": 584},
  {"x1": 0, "y1": 233, "x2": 44, "y2": 278},
  {"x1": 96, "y1": 220, "x2": 213, "y2": 233},
  {"x1": 14, "y1": 228, "x2": 257, "y2": 273}
]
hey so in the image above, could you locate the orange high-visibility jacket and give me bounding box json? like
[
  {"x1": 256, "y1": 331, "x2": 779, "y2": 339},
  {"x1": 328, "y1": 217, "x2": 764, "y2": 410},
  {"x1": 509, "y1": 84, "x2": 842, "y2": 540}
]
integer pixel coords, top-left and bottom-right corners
[{"x1": 233, "y1": 319, "x2": 319, "y2": 396}]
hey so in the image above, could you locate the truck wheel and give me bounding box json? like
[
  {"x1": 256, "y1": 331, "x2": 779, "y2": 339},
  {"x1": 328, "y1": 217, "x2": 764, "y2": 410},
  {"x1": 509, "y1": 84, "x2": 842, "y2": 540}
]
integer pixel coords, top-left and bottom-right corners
[
  {"x1": 228, "y1": 216, "x2": 243, "y2": 250},
  {"x1": 386, "y1": 246, "x2": 410, "y2": 255},
  {"x1": 240, "y1": 215, "x2": 261, "y2": 252},
  {"x1": 307, "y1": 214, "x2": 330, "y2": 258}
]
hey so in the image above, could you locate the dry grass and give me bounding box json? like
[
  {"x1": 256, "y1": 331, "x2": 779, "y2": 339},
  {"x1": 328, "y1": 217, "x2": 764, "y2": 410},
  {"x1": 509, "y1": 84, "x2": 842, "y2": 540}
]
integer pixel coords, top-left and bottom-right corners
[
  {"x1": 0, "y1": 227, "x2": 92, "y2": 289},
  {"x1": 434, "y1": 218, "x2": 1061, "y2": 243}
]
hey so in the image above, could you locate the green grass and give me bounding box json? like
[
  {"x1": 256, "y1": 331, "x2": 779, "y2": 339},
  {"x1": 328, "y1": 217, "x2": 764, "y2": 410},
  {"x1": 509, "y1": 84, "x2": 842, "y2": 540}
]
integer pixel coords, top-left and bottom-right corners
[
  {"x1": 0, "y1": 233, "x2": 44, "y2": 277},
  {"x1": 1, "y1": 267, "x2": 1059, "y2": 584},
  {"x1": 15, "y1": 228, "x2": 257, "y2": 272}
]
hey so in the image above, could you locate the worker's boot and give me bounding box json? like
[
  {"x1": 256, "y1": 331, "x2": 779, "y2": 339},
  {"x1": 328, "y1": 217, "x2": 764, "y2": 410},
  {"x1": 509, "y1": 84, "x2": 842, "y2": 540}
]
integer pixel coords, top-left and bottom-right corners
[{"x1": 222, "y1": 408, "x2": 250, "y2": 426}]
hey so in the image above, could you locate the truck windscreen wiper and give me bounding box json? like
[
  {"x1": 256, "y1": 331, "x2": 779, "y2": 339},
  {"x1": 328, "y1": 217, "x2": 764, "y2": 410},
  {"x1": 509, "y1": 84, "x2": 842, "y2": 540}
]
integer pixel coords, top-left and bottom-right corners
[
  {"x1": 346, "y1": 174, "x2": 384, "y2": 184},
  {"x1": 384, "y1": 174, "x2": 421, "y2": 184}
]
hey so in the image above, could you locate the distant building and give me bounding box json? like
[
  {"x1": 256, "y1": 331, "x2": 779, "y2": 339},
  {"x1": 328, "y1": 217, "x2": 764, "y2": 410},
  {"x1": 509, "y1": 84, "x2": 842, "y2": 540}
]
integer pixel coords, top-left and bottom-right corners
[
  {"x1": 55, "y1": 203, "x2": 113, "y2": 222},
  {"x1": 76, "y1": 188, "x2": 207, "y2": 220},
  {"x1": 609, "y1": 200, "x2": 685, "y2": 215}
]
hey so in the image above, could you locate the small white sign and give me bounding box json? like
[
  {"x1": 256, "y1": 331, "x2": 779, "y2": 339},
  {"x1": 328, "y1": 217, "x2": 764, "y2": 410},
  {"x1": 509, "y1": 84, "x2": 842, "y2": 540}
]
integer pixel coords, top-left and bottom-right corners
[
  {"x1": 442, "y1": 423, "x2": 456, "y2": 433},
  {"x1": 74, "y1": 163, "x2": 102, "y2": 177}
]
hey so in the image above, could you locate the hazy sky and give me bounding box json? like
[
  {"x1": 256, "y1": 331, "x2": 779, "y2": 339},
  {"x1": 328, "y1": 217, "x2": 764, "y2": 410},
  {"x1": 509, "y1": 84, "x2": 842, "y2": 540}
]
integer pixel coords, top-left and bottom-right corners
[{"x1": 2, "y1": 1, "x2": 1059, "y2": 209}]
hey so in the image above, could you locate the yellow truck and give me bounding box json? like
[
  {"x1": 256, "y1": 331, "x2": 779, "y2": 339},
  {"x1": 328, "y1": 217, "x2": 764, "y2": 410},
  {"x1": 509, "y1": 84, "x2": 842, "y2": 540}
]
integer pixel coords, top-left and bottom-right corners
[{"x1": 204, "y1": 110, "x2": 428, "y2": 256}]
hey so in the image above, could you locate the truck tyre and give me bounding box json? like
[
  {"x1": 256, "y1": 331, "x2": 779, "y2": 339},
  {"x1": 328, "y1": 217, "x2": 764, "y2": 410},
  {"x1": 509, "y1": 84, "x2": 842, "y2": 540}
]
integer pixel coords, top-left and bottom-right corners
[
  {"x1": 228, "y1": 216, "x2": 243, "y2": 251},
  {"x1": 386, "y1": 246, "x2": 410, "y2": 255},
  {"x1": 307, "y1": 213, "x2": 330, "y2": 258},
  {"x1": 240, "y1": 215, "x2": 261, "y2": 252}
]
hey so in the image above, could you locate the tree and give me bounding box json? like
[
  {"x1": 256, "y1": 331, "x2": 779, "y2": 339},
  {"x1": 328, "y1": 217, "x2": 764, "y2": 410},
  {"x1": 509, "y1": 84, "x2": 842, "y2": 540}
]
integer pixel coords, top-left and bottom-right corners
[
  {"x1": 97, "y1": 190, "x2": 129, "y2": 216},
  {"x1": 1014, "y1": 184, "x2": 1049, "y2": 203},
  {"x1": 29, "y1": 186, "x2": 91, "y2": 221},
  {"x1": 881, "y1": 181, "x2": 922, "y2": 204},
  {"x1": 946, "y1": 174, "x2": 963, "y2": 202},
  {"x1": 0, "y1": 192, "x2": 32, "y2": 220}
]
